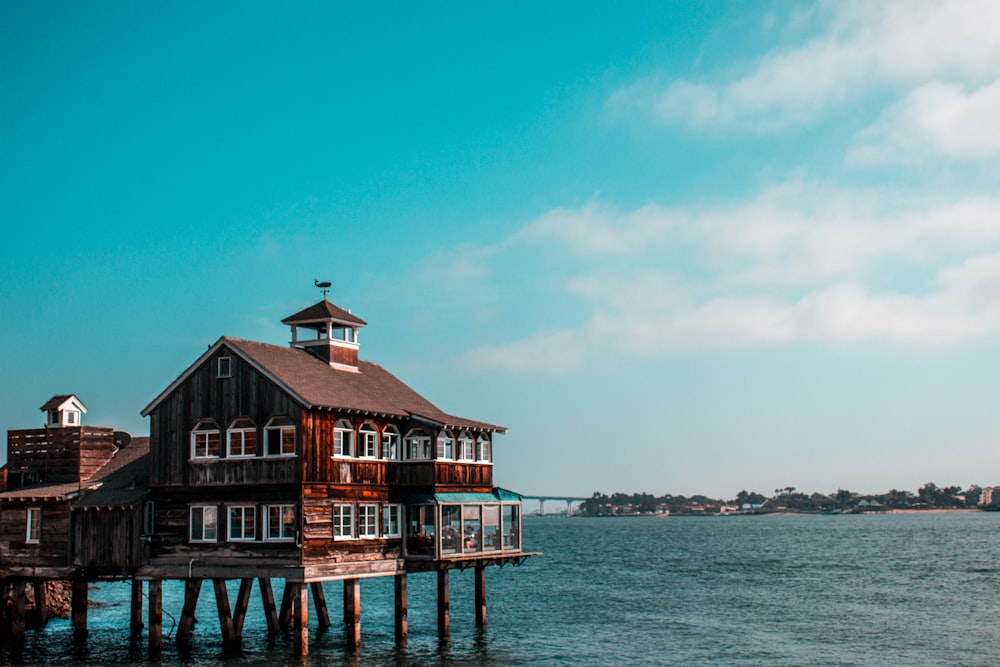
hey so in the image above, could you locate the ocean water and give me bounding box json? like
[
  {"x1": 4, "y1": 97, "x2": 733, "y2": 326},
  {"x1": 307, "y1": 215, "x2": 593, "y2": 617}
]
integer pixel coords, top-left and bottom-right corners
[{"x1": 5, "y1": 512, "x2": 1000, "y2": 666}]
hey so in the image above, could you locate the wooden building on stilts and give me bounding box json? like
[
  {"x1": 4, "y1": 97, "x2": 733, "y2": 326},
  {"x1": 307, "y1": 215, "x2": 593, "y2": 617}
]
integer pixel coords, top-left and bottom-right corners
[{"x1": 0, "y1": 295, "x2": 534, "y2": 657}]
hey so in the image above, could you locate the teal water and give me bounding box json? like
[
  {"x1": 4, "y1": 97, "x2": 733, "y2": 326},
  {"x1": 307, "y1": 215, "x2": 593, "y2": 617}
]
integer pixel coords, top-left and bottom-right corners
[{"x1": 6, "y1": 512, "x2": 1000, "y2": 666}]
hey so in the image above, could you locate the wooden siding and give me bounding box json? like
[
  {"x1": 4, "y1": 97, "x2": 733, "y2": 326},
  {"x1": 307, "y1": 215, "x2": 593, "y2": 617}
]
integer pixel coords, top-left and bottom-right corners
[
  {"x1": 149, "y1": 347, "x2": 303, "y2": 487},
  {"x1": 72, "y1": 507, "x2": 144, "y2": 572},
  {"x1": 6, "y1": 427, "x2": 116, "y2": 486},
  {"x1": 187, "y1": 458, "x2": 299, "y2": 485},
  {"x1": 301, "y1": 484, "x2": 401, "y2": 564},
  {"x1": 0, "y1": 501, "x2": 70, "y2": 571}
]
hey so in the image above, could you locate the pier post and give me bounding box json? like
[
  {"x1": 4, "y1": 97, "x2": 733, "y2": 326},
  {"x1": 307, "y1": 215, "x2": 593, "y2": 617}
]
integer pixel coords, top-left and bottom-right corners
[
  {"x1": 32, "y1": 579, "x2": 48, "y2": 627},
  {"x1": 176, "y1": 578, "x2": 203, "y2": 647},
  {"x1": 71, "y1": 578, "x2": 89, "y2": 640},
  {"x1": 310, "y1": 581, "x2": 331, "y2": 629},
  {"x1": 394, "y1": 573, "x2": 408, "y2": 646},
  {"x1": 436, "y1": 569, "x2": 450, "y2": 637},
  {"x1": 10, "y1": 579, "x2": 25, "y2": 648},
  {"x1": 344, "y1": 578, "x2": 361, "y2": 649},
  {"x1": 278, "y1": 580, "x2": 293, "y2": 631},
  {"x1": 213, "y1": 578, "x2": 238, "y2": 650},
  {"x1": 130, "y1": 579, "x2": 144, "y2": 635},
  {"x1": 233, "y1": 578, "x2": 253, "y2": 640},
  {"x1": 258, "y1": 578, "x2": 280, "y2": 635},
  {"x1": 292, "y1": 582, "x2": 309, "y2": 656},
  {"x1": 148, "y1": 579, "x2": 163, "y2": 655},
  {"x1": 474, "y1": 565, "x2": 487, "y2": 627}
]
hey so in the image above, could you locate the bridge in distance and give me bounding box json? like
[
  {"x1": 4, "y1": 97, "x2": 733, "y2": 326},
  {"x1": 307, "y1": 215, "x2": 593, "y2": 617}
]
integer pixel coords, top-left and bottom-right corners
[{"x1": 520, "y1": 495, "x2": 589, "y2": 516}]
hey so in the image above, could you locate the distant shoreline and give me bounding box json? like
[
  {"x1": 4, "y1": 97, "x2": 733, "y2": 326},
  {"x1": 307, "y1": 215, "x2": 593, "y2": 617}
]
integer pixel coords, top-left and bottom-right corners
[{"x1": 559, "y1": 507, "x2": 984, "y2": 518}]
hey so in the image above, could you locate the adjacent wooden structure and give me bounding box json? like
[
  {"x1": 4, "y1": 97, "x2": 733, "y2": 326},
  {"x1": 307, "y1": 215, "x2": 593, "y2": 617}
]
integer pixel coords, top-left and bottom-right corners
[{"x1": 0, "y1": 297, "x2": 535, "y2": 656}]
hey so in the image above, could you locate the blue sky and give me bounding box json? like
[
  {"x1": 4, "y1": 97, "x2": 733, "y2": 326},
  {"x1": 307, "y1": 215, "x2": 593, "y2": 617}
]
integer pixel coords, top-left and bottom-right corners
[{"x1": 3, "y1": 1, "x2": 1000, "y2": 499}]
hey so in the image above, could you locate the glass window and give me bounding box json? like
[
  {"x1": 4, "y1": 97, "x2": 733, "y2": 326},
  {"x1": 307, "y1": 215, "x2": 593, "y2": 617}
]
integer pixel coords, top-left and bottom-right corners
[
  {"x1": 359, "y1": 504, "x2": 378, "y2": 538},
  {"x1": 404, "y1": 429, "x2": 432, "y2": 460},
  {"x1": 228, "y1": 505, "x2": 257, "y2": 541},
  {"x1": 462, "y1": 505, "x2": 482, "y2": 553},
  {"x1": 458, "y1": 432, "x2": 475, "y2": 461},
  {"x1": 265, "y1": 417, "x2": 296, "y2": 457},
  {"x1": 441, "y1": 505, "x2": 461, "y2": 554},
  {"x1": 502, "y1": 504, "x2": 520, "y2": 550},
  {"x1": 190, "y1": 505, "x2": 218, "y2": 542},
  {"x1": 26, "y1": 507, "x2": 41, "y2": 543},
  {"x1": 382, "y1": 426, "x2": 400, "y2": 461},
  {"x1": 382, "y1": 504, "x2": 401, "y2": 538},
  {"x1": 476, "y1": 435, "x2": 492, "y2": 463},
  {"x1": 333, "y1": 504, "x2": 354, "y2": 540},
  {"x1": 406, "y1": 505, "x2": 436, "y2": 556},
  {"x1": 227, "y1": 418, "x2": 257, "y2": 458},
  {"x1": 333, "y1": 419, "x2": 354, "y2": 458},
  {"x1": 266, "y1": 504, "x2": 296, "y2": 541},
  {"x1": 483, "y1": 504, "x2": 501, "y2": 551},
  {"x1": 359, "y1": 423, "x2": 378, "y2": 458},
  {"x1": 217, "y1": 356, "x2": 231, "y2": 378},
  {"x1": 191, "y1": 421, "x2": 221, "y2": 459},
  {"x1": 436, "y1": 430, "x2": 454, "y2": 460}
]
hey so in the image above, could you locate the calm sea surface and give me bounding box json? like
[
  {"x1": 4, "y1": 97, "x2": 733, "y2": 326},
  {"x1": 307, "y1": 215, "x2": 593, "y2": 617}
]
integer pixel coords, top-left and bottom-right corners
[{"x1": 6, "y1": 512, "x2": 1000, "y2": 666}]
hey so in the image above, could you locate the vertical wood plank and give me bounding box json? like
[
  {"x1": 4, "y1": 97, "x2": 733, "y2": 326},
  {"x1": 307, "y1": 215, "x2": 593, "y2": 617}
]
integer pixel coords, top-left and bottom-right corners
[
  {"x1": 310, "y1": 581, "x2": 331, "y2": 629},
  {"x1": 148, "y1": 580, "x2": 163, "y2": 654},
  {"x1": 10, "y1": 580, "x2": 26, "y2": 647},
  {"x1": 176, "y1": 578, "x2": 203, "y2": 647},
  {"x1": 394, "y1": 574, "x2": 408, "y2": 646},
  {"x1": 233, "y1": 578, "x2": 253, "y2": 639},
  {"x1": 475, "y1": 565, "x2": 487, "y2": 628},
  {"x1": 71, "y1": 579, "x2": 89, "y2": 639},
  {"x1": 278, "y1": 579, "x2": 294, "y2": 631},
  {"x1": 293, "y1": 582, "x2": 309, "y2": 656},
  {"x1": 33, "y1": 580, "x2": 48, "y2": 626},
  {"x1": 130, "y1": 579, "x2": 144, "y2": 635},
  {"x1": 437, "y1": 569, "x2": 450, "y2": 637},
  {"x1": 213, "y1": 579, "x2": 238, "y2": 648},
  {"x1": 258, "y1": 578, "x2": 280, "y2": 635},
  {"x1": 343, "y1": 578, "x2": 361, "y2": 649}
]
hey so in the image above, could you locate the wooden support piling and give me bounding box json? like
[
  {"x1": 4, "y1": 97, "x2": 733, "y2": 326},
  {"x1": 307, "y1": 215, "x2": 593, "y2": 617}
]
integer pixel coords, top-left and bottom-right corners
[
  {"x1": 130, "y1": 579, "x2": 144, "y2": 635},
  {"x1": 475, "y1": 565, "x2": 487, "y2": 628},
  {"x1": 71, "y1": 579, "x2": 89, "y2": 640},
  {"x1": 278, "y1": 580, "x2": 294, "y2": 632},
  {"x1": 258, "y1": 578, "x2": 280, "y2": 636},
  {"x1": 343, "y1": 578, "x2": 361, "y2": 649},
  {"x1": 10, "y1": 579, "x2": 26, "y2": 647},
  {"x1": 394, "y1": 573, "x2": 408, "y2": 646},
  {"x1": 233, "y1": 578, "x2": 253, "y2": 640},
  {"x1": 213, "y1": 579, "x2": 238, "y2": 649},
  {"x1": 148, "y1": 579, "x2": 163, "y2": 654},
  {"x1": 310, "y1": 581, "x2": 331, "y2": 629},
  {"x1": 32, "y1": 580, "x2": 48, "y2": 627},
  {"x1": 292, "y1": 582, "x2": 308, "y2": 656},
  {"x1": 176, "y1": 578, "x2": 203, "y2": 647},
  {"x1": 436, "y1": 569, "x2": 450, "y2": 637}
]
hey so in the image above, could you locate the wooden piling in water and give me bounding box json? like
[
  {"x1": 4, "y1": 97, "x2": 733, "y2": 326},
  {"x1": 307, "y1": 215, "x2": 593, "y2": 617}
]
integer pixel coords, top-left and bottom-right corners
[
  {"x1": 344, "y1": 578, "x2": 361, "y2": 648},
  {"x1": 233, "y1": 578, "x2": 253, "y2": 640},
  {"x1": 394, "y1": 573, "x2": 408, "y2": 646},
  {"x1": 176, "y1": 578, "x2": 202, "y2": 647},
  {"x1": 292, "y1": 582, "x2": 308, "y2": 656},
  {"x1": 278, "y1": 580, "x2": 293, "y2": 632},
  {"x1": 130, "y1": 579, "x2": 143, "y2": 635},
  {"x1": 148, "y1": 579, "x2": 162, "y2": 654},
  {"x1": 258, "y1": 577, "x2": 280, "y2": 635},
  {"x1": 71, "y1": 579, "x2": 89, "y2": 640},
  {"x1": 10, "y1": 580, "x2": 26, "y2": 647},
  {"x1": 475, "y1": 565, "x2": 487, "y2": 628},
  {"x1": 310, "y1": 581, "x2": 331, "y2": 629},
  {"x1": 437, "y1": 569, "x2": 449, "y2": 637},
  {"x1": 213, "y1": 579, "x2": 238, "y2": 649}
]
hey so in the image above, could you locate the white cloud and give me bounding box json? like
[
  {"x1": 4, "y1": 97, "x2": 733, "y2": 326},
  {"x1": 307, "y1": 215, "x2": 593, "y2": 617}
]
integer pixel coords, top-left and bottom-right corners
[
  {"x1": 610, "y1": 0, "x2": 1000, "y2": 137},
  {"x1": 849, "y1": 80, "x2": 1000, "y2": 163},
  {"x1": 462, "y1": 188, "x2": 1000, "y2": 372}
]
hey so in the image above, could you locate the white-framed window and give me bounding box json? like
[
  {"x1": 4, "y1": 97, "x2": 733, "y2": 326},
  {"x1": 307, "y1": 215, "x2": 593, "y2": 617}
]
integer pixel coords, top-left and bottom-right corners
[
  {"x1": 358, "y1": 504, "x2": 379, "y2": 538},
  {"x1": 264, "y1": 417, "x2": 296, "y2": 457},
  {"x1": 26, "y1": 507, "x2": 41, "y2": 544},
  {"x1": 227, "y1": 418, "x2": 257, "y2": 458},
  {"x1": 383, "y1": 504, "x2": 401, "y2": 538},
  {"x1": 458, "y1": 431, "x2": 475, "y2": 461},
  {"x1": 436, "y1": 430, "x2": 455, "y2": 460},
  {"x1": 404, "y1": 429, "x2": 432, "y2": 460},
  {"x1": 333, "y1": 504, "x2": 354, "y2": 540},
  {"x1": 190, "y1": 505, "x2": 218, "y2": 542},
  {"x1": 217, "y1": 356, "x2": 232, "y2": 378},
  {"x1": 359, "y1": 423, "x2": 378, "y2": 459},
  {"x1": 228, "y1": 505, "x2": 257, "y2": 541},
  {"x1": 333, "y1": 419, "x2": 354, "y2": 458},
  {"x1": 67, "y1": 411, "x2": 76, "y2": 425},
  {"x1": 265, "y1": 504, "x2": 296, "y2": 541},
  {"x1": 477, "y1": 434, "x2": 492, "y2": 463},
  {"x1": 382, "y1": 426, "x2": 400, "y2": 461},
  {"x1": 191, "y1": 420, "x2": 221, "y2": 459}
]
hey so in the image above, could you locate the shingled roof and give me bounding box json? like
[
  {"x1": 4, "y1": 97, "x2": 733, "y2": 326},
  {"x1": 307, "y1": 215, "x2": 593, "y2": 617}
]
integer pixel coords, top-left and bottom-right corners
[
  {"x1": 281, "y1": 299, "x2": 367, "y2": 327},
  {"x1": 73, "y1": 437, "x2": 149, "y2": 508},
  {"x1": 142, "y1": 337, "x2": 504, "y2": 433}
]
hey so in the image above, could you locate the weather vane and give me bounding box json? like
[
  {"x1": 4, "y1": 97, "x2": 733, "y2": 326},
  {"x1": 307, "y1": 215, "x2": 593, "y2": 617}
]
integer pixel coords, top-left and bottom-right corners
[{"x1": 314, "y1": 279, "x2": 331, "y2": 297}]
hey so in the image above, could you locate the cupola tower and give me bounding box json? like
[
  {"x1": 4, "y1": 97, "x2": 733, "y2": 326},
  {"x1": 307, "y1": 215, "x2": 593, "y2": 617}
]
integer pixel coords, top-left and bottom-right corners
[{"x1": 282, "y1": 299, "x2": 367, "y2": 371}]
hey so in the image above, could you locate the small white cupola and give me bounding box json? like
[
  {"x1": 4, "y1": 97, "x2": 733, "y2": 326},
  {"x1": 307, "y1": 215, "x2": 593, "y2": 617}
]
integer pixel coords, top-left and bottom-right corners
[
  {"x1": 41, "y1": 394, "x2": 87, "y2": 428},
  {"x1": 282, "y1": 298, "x2": 367, "y2": 371}
]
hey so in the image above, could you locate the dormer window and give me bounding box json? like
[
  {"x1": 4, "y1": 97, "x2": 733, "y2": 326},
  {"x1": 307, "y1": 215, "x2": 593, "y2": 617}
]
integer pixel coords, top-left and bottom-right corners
[
  {"x1": 436, "y1": 430, "x2": 455, "y2": 460},
  {"x1": 458, "y1": 431, "x2": 475, "y2": 461},
  {"x1": 404, "y1": 429, "x2": 432, "y2": 461},
  {"x1": 477, "y1": 434, "x2": 492, "y2": 463},
  {"x1": 191, "y1": 420, "x2": 221, "y2": 459},
  {"x1": 333, "y1": 420, "x2": 354, "y2": 458},
  {"x1": 359, "y1": 423, "x2": 378, "y2": 459},
  {"x1": 264, "y1": 417, "x2": 296, "y2": 457},
  {"x1": 227, "y1": 418, "x2": 257, "y2": 458},
  {"x1": 218, "y1": 357, "x2": 232, "y2": 378},
  {"x1": 382, "y1": 426, "x2": 400, "y2": 461}
]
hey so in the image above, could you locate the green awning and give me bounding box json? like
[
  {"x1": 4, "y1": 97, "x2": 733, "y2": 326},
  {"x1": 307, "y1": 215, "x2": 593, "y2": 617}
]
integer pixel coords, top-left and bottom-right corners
[{"x1": 402, "y1": 487, "x2": 522, "y2": 505}]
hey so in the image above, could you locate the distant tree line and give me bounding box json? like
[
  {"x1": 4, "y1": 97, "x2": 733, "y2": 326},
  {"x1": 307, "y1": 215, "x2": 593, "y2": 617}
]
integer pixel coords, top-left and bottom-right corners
[{"x1": 577, "y1": 483, "x2": 975, "y2": 516}]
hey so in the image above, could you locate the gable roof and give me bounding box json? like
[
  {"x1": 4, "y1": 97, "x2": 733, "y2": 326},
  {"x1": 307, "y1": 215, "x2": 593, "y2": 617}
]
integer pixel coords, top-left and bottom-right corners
[
  {"x1": 40, "y1": 394, "x2": 87, "y2": 413},
  {"x1": 142, "y1": 337, "x2": 504, "y2": 433},
  {"x1": 282, "y1": 299, "x2": 367, "y2": 327},
  {"x1": 73, "y1": 437, "x2": 150, "y2": 508}
]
